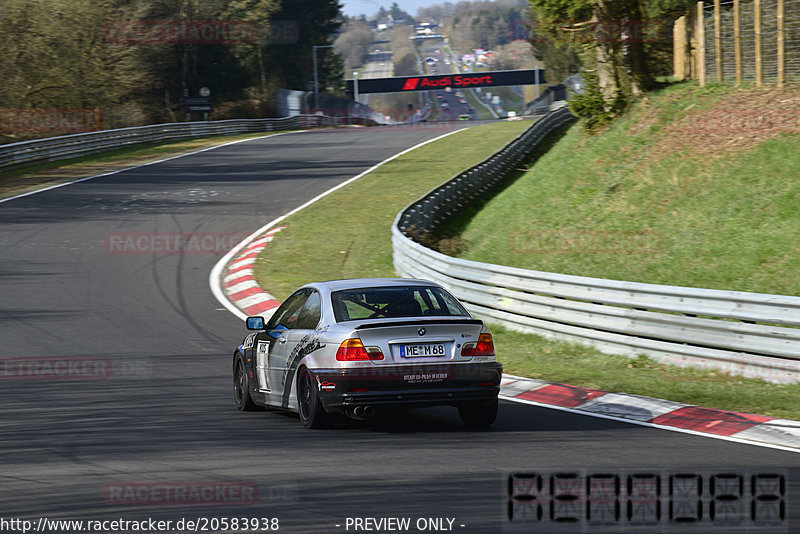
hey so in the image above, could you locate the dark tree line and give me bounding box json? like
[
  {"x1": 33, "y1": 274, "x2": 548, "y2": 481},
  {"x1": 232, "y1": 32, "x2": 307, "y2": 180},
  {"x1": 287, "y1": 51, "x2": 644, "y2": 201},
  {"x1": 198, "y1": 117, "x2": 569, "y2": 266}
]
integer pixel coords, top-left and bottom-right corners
[{"x1": 0, "y1": 0, "x2": 344, "y2": 138}]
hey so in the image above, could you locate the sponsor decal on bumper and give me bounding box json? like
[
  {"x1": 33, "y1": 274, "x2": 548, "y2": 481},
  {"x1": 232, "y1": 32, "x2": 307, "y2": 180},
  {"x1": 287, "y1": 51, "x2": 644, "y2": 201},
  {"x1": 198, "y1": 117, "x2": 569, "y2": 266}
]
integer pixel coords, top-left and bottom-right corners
[{"x1": 311, "y1": 363, "x2": 501, "y2": 409}]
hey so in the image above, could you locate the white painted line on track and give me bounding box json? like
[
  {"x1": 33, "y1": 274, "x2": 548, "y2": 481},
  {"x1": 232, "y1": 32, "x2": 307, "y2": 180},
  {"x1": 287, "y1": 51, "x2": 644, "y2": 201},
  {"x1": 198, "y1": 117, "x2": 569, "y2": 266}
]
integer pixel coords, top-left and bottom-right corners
[{"x1": 0, "y1": 130, "x2": 304, "y2": 205}]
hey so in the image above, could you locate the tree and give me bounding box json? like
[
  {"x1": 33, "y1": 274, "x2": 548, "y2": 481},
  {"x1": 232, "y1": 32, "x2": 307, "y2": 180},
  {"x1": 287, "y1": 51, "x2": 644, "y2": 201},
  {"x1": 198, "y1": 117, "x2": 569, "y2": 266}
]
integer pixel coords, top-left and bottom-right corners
[
  {"x1": 334, "y1": 20, "x2": 375, "y2": 71},
  {"x1": 226, "y1": 0, "x2": 282, "y2": 97},
  {"x1": 529, "y1": 0, "x2": 695, "y2": 105},
  {"x1": 262, "y1": 0, "x2": 343, "y2": 93}
]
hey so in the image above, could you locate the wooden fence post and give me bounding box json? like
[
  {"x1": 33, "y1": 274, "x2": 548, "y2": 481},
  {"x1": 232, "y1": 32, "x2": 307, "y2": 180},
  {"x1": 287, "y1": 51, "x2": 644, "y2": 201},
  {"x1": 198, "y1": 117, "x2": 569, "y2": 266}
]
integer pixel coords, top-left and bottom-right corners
[
  {"x1": 674, "y1": 15, "x2": 688, "y2": 80},
  {"x1": 714, "y1": 0, "x2": 723, "y2": 82},
  {"x1": 778, "y1": 0, "x2": 785, "y2": 87},
  {"x1": 755, "y1": 0, "x2": 762, "y2": 87},
  {"x1": 698, "y1": 1, "x2": 706, "y2": 87},
  {"x1": 734, "y1": 0, "x2": 742, "y2": 86}
]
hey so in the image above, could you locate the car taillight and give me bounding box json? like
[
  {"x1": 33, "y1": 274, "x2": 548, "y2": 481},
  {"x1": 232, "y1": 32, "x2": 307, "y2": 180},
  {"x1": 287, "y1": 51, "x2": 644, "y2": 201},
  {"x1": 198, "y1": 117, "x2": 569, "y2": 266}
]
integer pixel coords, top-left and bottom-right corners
[
  {"x1": 336, "y1": 338, "x2": 384, "y2": 361},
  {"x1": 461, "y1": 333, "x2": 495, "y2": 357}
]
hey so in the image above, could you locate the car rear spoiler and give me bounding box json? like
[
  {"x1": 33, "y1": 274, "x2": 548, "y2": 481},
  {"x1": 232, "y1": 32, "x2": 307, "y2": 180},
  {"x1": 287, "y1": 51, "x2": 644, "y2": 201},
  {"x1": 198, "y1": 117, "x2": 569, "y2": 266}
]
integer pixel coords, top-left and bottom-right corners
[{"x1": 355, "y1": 318, "x2": 484, "y2": 330}]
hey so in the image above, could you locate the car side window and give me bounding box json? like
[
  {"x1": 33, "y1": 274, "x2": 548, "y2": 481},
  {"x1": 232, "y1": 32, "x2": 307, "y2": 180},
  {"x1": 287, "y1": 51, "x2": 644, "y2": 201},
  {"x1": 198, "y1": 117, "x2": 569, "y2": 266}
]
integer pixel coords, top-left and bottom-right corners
[
  {"x1": 295, "y1": 290, "x2": 321, "y2": 330},
  {"x1": 267, "y1": 289, "x2": 311, "y2": 330}
]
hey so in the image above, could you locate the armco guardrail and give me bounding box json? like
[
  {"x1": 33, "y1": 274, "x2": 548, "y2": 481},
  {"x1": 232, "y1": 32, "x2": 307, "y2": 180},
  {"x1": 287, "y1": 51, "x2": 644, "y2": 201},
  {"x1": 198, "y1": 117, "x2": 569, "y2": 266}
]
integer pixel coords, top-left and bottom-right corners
[
  {"x1": 396, "y1": 107, "x2": 576, "y2": 236},
  {"x1": 393, "y1": 108, "x2": 800, "y2": 383},
  {"x1": 0, "y1": 114, "x2": 376, "y2": 171}
]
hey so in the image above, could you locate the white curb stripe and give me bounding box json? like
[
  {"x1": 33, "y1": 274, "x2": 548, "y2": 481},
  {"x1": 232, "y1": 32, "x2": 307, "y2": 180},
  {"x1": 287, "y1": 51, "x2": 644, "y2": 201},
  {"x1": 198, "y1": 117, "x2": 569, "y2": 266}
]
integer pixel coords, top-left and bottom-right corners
[
  {"x1": 236, "y1": 293, "x2": 280, "y2": 309},
  {"x1": 230, "y1": 257, "x2": 257, "y2": 270},
  {"x1": 223, "y1": 269, "x2": 253, "y2": 284},
  {"x1": 225, "y1": 279, "x2": 260, "y2": 295}
]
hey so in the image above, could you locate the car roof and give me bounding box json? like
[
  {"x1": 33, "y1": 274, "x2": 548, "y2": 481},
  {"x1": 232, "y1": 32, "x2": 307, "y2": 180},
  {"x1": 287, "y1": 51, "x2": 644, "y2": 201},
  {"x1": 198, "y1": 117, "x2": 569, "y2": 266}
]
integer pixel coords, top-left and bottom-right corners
[{"x1": 302, "y1": 278, "x2": 442, "y2": 293}]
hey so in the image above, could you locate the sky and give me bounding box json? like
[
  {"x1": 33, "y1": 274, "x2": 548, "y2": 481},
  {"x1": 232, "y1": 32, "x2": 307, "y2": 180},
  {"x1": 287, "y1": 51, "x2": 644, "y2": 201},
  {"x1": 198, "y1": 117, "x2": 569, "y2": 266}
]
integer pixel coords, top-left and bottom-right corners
[{"x1": 341, "y1": 0, "x2": 435, "y2": 18}]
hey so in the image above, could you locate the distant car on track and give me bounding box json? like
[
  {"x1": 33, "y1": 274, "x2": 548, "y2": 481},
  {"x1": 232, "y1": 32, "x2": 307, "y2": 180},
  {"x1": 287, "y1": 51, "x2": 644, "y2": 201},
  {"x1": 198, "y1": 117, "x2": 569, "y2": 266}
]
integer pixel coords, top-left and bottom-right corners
[
  {"x1": 458, "y1": 114, "x2": 472, "y2": 120},
  {"x1": 232, "y1": 278, "x2": 502, "y2": 428}
]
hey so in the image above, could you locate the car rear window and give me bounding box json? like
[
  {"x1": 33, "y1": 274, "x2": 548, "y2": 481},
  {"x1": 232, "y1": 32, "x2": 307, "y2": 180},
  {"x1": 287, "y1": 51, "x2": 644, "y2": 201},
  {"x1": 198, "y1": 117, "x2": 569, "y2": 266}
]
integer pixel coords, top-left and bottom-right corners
[{"x1": 331, "y1": 286, "x2": 470, "y2": 322}]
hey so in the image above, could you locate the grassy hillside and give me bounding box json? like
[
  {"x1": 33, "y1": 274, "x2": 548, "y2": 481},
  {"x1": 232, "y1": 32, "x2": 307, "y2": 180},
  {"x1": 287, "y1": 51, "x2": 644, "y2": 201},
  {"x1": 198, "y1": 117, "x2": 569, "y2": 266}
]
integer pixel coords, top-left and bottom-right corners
[{"x1": 449, "y1": 82, "x2": 800, "y2": 296}]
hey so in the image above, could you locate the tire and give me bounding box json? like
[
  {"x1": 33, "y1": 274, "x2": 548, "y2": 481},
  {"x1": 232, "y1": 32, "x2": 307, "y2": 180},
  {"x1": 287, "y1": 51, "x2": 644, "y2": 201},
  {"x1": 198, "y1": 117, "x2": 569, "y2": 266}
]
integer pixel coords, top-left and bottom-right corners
[
  {"x1": 297, "y1": 367, "x2": 331, "y2": 429},
  {"x1": 458, "y1": 398, "x2": 498, "y2": 427},
  {"x1": 233, "y1": 354, "x2": 260, "y2": 411}
]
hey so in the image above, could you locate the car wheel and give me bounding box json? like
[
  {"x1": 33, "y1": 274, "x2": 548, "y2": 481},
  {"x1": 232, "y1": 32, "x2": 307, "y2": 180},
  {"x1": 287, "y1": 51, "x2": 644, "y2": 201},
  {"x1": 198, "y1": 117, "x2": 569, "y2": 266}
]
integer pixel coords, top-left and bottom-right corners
[
  {"x1": 233, "y1": 354, "x2": 259, "y2": 411},
  {"x1": 297, "y1": 367, "x2": 331, "y2": 429},
  {"x1": 458, "y1": 398, "x2": 498, "y2": 427}
]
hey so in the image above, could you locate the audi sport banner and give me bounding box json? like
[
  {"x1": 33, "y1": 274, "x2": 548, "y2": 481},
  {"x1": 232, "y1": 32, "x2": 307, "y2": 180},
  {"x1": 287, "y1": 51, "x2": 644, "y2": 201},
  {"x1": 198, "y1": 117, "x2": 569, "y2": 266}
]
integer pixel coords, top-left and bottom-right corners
[{"x1": 346, "y1": 69, "x2": 546, "y2": 95}]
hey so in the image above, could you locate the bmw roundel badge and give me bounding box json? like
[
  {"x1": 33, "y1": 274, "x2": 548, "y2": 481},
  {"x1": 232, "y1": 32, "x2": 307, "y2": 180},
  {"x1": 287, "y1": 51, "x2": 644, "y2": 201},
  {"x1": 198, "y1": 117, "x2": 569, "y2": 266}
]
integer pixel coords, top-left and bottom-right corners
[{"x1": 418, "y1": 328, "x2": 426, "y2": 336}]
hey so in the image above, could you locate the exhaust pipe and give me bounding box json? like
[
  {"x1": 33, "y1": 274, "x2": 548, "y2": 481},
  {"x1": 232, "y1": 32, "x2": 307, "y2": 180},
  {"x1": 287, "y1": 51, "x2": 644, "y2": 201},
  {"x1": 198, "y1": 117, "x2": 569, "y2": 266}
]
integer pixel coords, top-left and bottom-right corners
[{"x1": 347, "y1": 405, "x2": 374, "y2": 420}]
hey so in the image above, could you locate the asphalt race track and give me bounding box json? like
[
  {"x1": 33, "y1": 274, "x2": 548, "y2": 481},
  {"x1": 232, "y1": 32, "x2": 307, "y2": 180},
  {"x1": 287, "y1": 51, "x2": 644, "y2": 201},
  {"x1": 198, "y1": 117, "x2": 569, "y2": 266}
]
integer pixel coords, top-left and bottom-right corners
[{"x1": 1, "y1": 124, "x2": 799, "y2": 533}]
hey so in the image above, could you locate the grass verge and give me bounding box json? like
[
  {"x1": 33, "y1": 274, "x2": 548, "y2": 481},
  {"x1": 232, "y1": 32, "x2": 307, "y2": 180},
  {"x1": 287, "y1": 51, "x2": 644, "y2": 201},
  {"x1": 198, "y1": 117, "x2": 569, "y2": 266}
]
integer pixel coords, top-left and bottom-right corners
[
  {"x1": 0, "y1": 131, "x2": 299, "y2": 200},
  {"x1": 252, "y1": 120, "x2": 531, "y2": 298},
  {"x1": 251, "y1": 113, "x2": 800, "y2": 420}
]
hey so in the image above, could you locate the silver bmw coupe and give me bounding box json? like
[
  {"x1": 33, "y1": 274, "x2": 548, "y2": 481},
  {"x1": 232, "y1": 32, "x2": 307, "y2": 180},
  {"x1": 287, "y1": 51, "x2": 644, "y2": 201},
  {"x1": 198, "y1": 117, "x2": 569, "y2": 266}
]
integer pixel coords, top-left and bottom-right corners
[{"x1": 233, "y1": 278, "x2": 502, "y2": 428}]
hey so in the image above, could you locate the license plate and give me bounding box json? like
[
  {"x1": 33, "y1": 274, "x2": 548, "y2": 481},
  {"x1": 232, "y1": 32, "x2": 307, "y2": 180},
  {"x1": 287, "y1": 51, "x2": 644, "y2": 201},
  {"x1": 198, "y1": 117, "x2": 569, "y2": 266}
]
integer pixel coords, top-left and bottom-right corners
[{"x1": 399, "y1": 343, "x2": 447, "y2": 358}]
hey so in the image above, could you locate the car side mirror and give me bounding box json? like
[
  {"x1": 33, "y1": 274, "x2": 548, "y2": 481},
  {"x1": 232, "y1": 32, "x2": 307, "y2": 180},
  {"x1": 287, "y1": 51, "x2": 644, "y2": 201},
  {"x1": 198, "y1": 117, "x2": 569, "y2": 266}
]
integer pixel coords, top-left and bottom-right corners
[{"x1": 246, "y1": 316, "x2": 265, "y2": 330}]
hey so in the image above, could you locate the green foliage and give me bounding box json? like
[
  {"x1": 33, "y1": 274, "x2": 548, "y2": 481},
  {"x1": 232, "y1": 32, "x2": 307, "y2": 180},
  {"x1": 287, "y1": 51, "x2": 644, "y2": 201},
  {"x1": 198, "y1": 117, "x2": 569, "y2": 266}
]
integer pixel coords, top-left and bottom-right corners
[
  {"x1": 528, "y1": 0, "x2": 697, "y2": 123},
  {"x1": 528, "y1": 0, "x2": 591, "y2": 21},
  {"x1": 569, "y1": 72, "x2": 628, "y2": 131}
]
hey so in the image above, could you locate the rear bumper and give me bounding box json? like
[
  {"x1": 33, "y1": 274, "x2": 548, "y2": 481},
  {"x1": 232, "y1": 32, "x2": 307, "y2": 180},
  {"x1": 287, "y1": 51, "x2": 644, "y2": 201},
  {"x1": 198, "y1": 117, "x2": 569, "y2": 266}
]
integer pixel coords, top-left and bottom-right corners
[{"x1": 309, "y1": 362, "x2": 502, "y2": 411}]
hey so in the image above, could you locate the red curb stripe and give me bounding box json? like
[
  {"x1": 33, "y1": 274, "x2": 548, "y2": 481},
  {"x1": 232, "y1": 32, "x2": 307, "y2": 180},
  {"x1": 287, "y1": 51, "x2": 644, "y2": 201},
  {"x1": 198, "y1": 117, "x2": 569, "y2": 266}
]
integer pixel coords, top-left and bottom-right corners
[
  {"x1": 516, "y1": 383, "x2": 607, "y2": 408},
  {"x1": 651, "y1": 406, "x2": 773, "y2": 436},
  {"x1": 226, "y1": 263, "x2": 254, "y2": 276},
  {"x1": 225, "y1": 276, "x2": 254, "y2": 288},
  {"x1": 243, "y1": 301, "x2": 281, "y2": 315},
  {"x1": 657, "y1": 407, "x2": 774, "y2": 434},
  {"x1": 229, "y1": 287, "x2": 266, "y2": 301}
]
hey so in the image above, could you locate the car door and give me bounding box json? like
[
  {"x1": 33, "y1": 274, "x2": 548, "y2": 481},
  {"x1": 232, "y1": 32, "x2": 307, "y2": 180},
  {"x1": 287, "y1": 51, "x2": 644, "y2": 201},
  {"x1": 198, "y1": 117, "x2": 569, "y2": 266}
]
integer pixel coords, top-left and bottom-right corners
[
  {"x1": 263, "y1": 289, "x2": 312, "y2": 398},
  {"x1": 274, "y1": 290, "x2": 323, "y2": 408}
]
